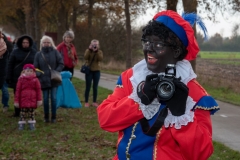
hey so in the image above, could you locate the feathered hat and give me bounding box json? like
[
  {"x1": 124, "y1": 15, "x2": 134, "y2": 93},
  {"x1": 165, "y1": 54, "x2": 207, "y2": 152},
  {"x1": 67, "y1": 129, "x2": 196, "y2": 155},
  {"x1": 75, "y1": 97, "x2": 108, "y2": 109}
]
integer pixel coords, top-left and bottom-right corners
[
  {"x1": 153, "y1": 10, "x2": 208, "y2": 61},
  {"x1": 23, "y1": 64, "x2": 36, "y2": 71}
]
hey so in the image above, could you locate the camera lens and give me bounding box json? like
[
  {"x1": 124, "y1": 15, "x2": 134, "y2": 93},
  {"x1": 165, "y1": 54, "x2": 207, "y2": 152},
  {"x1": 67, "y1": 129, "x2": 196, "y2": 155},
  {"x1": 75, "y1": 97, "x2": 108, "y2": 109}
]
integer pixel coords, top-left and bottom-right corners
[{"x1": 156, "y1": 81, "x2": 175, "y2": 101}]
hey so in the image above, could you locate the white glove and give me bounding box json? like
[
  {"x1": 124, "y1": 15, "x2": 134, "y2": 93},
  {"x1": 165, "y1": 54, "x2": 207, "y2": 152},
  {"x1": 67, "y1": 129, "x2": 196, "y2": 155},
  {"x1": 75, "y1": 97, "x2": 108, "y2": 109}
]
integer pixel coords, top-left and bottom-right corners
[
  {"x1": 14, "y1": 102, "x2": 19, "y2": 108},
  {"x1": 37, "y1": 101, "x2": 42, "y2": 107}
]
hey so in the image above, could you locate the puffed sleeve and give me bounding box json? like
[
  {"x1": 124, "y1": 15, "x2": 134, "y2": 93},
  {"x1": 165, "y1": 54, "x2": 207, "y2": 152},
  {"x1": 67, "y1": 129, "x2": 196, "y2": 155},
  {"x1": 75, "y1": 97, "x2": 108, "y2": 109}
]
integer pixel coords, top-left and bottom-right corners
[
  {"x1": 97, "y1": 69, "x2": 144, "y2": 132},
  {"x1": 169, "y1": 79, "x2": 219, "y2": 160}
]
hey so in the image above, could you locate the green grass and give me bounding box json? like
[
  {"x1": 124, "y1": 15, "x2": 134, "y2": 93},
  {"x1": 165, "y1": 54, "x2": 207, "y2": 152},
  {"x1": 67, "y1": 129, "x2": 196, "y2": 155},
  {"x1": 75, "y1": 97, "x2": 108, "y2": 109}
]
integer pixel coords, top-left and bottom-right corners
[
  {"x1": 0, "y1": 78, "x2": 117, "y2": 160},
  {"x1": 199, "y1": 51, "x2": 240, "y2": 59},
  {"x1": 1, "y1": 77, "x2": 240, "y2": 159},
  {"x1": 209, "y1": 141, "x2": 240, "y2": 160},
  {"x1": 101, "y1": 69, "x2": 123, "y2": 75},
  {"x1": 202, "y1": 84, "x2": 240, "y2": 106}
]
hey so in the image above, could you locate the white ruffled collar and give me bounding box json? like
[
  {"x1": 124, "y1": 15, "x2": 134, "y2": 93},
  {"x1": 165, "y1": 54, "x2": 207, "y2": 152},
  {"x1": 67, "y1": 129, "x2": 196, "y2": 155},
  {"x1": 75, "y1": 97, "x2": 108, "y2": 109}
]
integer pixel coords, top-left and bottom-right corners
[{"x1": 129, "y1": 59, "x2": 197, "y2": 129}]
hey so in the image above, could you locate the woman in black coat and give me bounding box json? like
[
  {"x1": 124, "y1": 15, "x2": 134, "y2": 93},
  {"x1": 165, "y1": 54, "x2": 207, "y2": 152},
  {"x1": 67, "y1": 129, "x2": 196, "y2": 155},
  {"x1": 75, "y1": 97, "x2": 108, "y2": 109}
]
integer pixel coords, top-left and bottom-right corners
[{"x1": 6, "y1": 35, "x2": 37, "y2": 117}]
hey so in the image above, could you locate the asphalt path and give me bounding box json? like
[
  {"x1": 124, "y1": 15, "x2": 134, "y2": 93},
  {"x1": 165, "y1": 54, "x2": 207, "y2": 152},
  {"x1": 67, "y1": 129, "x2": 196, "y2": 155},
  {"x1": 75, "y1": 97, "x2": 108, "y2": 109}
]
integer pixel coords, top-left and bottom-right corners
[{"x1": 74, "y1": 70, "x2": 240, "y2": 152}]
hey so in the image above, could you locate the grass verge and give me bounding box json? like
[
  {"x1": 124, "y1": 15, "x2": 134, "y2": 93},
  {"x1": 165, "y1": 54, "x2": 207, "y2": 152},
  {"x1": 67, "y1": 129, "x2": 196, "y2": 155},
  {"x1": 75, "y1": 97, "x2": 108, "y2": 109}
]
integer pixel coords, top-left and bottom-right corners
[
  {"x1": 202, "y1": 83, "x2": 240, "y2": 106},
  {"x1": 0, "y1": 77, "x2": 240, "y2": 159}
]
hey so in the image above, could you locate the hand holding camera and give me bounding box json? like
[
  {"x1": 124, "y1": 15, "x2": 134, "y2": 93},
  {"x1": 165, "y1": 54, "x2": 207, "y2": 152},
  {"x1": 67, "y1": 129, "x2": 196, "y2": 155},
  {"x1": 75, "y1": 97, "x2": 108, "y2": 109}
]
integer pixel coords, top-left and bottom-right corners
[
  {"x1": 154, "y1": 64, "x2": 189, "y2": 116},
  {"x1": 165, "y1": 78, "x2": 188, "y2": 116},
  {"x1": 137, "y1": 74, "x2": 158, "y2": 105},
  {"x1": 137, "y1": 64, "x2": 189, "y2": 116}
]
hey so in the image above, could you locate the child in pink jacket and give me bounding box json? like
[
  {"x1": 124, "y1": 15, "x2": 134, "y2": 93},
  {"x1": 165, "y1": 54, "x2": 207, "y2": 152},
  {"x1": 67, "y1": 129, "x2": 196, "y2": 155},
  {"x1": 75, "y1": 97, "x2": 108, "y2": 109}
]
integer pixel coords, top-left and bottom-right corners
[{"x1": 14, "y1": 64, "x2": 42, "y2": 130}]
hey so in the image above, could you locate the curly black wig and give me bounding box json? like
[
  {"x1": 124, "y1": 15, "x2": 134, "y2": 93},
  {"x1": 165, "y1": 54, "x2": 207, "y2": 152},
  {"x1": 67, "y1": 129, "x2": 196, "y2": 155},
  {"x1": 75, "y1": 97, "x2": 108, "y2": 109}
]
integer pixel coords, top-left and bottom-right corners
[{"x1": 142, "y1": 20, "x2": 188, "y2": 60}]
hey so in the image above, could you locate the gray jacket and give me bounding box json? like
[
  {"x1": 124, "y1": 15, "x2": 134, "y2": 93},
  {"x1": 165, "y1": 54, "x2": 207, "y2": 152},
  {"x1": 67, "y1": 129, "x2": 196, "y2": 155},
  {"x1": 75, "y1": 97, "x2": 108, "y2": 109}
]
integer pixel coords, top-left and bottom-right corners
[{"x1": 34, "y1": 47, "x2": 64, "y2": 89}]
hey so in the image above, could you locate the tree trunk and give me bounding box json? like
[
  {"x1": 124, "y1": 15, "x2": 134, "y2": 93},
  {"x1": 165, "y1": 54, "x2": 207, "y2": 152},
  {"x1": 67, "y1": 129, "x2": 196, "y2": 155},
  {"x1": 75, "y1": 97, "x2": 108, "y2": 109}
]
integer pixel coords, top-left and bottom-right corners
[
  {"x1": 88, "y1": 0, "x2": 94, "y2": 40},
  {"x1": 57, "y1": 0, "x2": 68, "y2": 44},
  {"x1": 124, "y1": 0, "x2": 132, "y2": 69},
  {"x1": 167, "y1": 0, "x2": 178, "y2": 11},
  {"x1": 182, "y1": 0, "x2": 198, "y2": 72},
  {"x1": 31, "y1": 0, "x2": 41, "y2": 49},
  {"x1": 72, "y1": 6, "x2": 77, "y2": 32}
]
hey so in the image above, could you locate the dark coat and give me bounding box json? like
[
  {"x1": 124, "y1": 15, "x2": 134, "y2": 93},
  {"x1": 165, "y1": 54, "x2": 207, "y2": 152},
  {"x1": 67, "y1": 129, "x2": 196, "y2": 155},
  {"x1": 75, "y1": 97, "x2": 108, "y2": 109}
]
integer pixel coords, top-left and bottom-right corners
[
  {"x1": 34, "y1": 47, "x2": 64, "y2": 89},
  {"x1": 0, "y1": 51, "x2": 8, "y2": 89},
  {"x1": 0, "y1": 34, "x2": 13, "y2": 89},
  {"x1": 6, "y1": 35, "x2": 37, "y2": 89}
]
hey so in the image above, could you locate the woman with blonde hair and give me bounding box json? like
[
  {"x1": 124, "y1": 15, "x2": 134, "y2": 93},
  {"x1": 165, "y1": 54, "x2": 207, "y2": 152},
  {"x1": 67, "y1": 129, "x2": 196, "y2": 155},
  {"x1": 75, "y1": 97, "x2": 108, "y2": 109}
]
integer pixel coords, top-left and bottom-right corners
[
  {"x1": 83, "y1": 39, "x2": 103, "y2": 107},
  {"x1": 34, "y1": 35, "x2": 64, "y2": 123}
]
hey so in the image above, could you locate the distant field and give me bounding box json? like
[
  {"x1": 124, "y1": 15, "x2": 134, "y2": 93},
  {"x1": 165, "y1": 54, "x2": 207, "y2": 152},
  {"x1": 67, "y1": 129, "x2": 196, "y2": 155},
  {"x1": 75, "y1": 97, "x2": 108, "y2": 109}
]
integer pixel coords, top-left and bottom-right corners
[{"x1": 199, "y1": 51, "x2": 240, "y2": 59}]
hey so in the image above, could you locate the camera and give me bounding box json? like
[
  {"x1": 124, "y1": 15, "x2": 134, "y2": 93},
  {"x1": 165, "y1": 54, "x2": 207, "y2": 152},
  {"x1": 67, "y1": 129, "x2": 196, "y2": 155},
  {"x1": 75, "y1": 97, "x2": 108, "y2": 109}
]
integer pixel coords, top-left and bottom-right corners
[
  {"x1": 92, "y1": 45, "x2": 97, "y2": 49},
  {"x1": 155, "y1": 64, "x2": 176, "y2": 101}
]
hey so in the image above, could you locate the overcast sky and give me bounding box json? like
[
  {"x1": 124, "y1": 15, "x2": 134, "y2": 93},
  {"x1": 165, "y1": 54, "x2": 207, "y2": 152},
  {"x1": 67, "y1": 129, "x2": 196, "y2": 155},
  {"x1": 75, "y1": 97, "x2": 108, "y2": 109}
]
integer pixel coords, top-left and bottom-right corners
[{"x1": 134, "y1": 2, "x2": 240, "y2": 38}]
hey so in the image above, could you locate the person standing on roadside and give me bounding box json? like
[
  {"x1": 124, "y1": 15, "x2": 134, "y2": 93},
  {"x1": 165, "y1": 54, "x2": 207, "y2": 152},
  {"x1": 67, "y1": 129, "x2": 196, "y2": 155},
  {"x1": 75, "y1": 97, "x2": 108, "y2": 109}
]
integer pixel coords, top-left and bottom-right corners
[
  {"x1": 34, "y1": 35, "x2": 64, "y2": 123},
  {"x1": 6, "y1": 35, "x2": 37, "y2": 117},
  {"x1": 83, "y1": 39, "x2": 103, "y2": 107},
  {"x1": 57, "y1": 30, "x2": 78, "y2": 78}
]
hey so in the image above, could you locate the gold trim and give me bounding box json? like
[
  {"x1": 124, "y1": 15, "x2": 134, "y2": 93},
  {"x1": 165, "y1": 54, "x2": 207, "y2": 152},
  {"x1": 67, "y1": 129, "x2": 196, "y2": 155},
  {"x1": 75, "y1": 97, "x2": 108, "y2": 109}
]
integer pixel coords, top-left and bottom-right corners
[
  {"x1": 125, "y1": 122, "x2": 138, "y2": 160},
  {"x1": 196, "y1": 105, "x2": 220, "y2": 110},
  {"x1": 153, "y1": 128, "x2": 162, "y2": 160},
  {"x1": 192, "y1": 80, "x2": 209, "y2": 95},
  {"x1": 116, "y1": 84, "x2": 123, "y2": 88}
]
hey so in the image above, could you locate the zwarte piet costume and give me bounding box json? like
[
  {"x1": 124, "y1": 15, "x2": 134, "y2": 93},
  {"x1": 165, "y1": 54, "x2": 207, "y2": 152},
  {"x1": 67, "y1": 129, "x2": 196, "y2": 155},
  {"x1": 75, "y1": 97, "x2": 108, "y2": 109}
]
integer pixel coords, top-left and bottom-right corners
[{"x1": 97, "y1": 10, "x2": 219, "y2": 160}]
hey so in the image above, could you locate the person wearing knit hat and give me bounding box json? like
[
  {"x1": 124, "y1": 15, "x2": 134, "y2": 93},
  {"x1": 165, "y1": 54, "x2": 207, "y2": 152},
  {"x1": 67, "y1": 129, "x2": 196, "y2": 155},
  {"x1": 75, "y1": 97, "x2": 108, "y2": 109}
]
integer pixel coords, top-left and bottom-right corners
[
  {"x1": 57, "y1": 30, "x2": 78, "y2": 79},
  {"x1": 97, "y1": 10, "x2": 219, "y2": 160},
  {"x1": 14, "y1": 63, "x2": 42, "y2": 130}
]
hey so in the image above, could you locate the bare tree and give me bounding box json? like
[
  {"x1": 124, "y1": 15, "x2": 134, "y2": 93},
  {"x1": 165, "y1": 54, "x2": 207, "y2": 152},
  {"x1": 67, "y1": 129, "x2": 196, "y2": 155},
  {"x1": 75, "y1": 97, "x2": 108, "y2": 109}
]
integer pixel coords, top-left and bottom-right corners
[
  {"x1": 182, "y1": 0, "x2": 197, "y2": 71},
  {"x1": 167, "y1": 0, "x2": 178, "y2": 11},
  {"x1": 124, "y1": 0, "x2": 132, "y2": 69}
]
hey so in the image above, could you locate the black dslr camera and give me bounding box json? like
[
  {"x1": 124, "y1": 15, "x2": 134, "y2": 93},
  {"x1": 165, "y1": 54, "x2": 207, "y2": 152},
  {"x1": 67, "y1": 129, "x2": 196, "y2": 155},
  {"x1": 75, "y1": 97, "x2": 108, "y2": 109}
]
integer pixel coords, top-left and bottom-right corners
[{"x1": 155, "y1": 64, "x2": 176, "y2": 101}]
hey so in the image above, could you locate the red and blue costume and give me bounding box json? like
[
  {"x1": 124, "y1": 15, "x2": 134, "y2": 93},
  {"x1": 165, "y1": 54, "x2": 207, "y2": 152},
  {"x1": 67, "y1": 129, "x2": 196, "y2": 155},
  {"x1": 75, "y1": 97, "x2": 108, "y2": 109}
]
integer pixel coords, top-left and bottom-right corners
[{"x1": 97, "y1": 10, "x2": 219, "y2": 160}]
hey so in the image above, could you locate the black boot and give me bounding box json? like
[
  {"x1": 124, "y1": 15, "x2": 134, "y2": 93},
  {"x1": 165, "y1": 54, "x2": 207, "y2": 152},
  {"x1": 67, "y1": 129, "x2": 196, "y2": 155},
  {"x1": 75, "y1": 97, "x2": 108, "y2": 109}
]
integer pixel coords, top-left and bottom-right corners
[
  {"x1": 51, "y1": 114, "x2": 56, "y2": 123},
  {"x1": 44, "y1": 113, "x2": 49, "y2": 123},
  {"x1": 13, "y1": 107, "x2": 20, "y2": 117}
]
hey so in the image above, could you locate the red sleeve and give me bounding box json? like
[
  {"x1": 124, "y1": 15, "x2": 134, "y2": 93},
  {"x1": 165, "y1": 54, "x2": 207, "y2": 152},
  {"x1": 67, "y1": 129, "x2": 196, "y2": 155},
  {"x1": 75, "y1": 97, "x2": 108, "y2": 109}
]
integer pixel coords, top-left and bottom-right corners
[
  {"x1": 97, "y1": 69, "x2": 144, "y2": 132},
  {"x1": 187, "y1": 79, "x2": 209, "y2": 102},
  {"x1": 170, "y1": 110, "x2": 213, "y2": 160},
  {"x1": 35, "y1": 79, "x2": 42, "y2": 101},
  {"x1": 73, "y1": 46, "x2": 78, "y2": 63},
  {"x1": 170, "y1": 79, "x2": 213, "y2": 160},
  {"x1": 56, "y1": 42, "x2": 64, "y2": 52},
  {"x1": 14, "y1": 79, "x2": 22, "y2": 103}
]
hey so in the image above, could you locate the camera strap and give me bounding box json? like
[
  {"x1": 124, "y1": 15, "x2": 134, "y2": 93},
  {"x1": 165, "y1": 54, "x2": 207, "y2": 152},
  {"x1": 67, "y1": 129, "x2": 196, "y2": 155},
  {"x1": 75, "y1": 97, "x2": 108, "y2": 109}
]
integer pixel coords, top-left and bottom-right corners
[{"x1": 139, "y1": 107, "x2": 168, "y2": 137}]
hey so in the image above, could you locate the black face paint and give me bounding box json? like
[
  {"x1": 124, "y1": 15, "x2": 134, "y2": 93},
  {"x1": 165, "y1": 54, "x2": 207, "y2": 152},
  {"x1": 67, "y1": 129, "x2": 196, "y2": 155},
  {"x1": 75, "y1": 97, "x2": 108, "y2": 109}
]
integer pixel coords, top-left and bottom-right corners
[{"x1": 142, "y1": 35, "x2": 178, "y2": 73}]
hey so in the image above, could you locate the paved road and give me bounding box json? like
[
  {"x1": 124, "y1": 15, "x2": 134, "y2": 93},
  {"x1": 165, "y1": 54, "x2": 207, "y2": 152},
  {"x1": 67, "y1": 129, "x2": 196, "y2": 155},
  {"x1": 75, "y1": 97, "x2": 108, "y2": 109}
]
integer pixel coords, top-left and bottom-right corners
[{"x1": 74, "y1": 70, "x2": 240, "y2": 152}]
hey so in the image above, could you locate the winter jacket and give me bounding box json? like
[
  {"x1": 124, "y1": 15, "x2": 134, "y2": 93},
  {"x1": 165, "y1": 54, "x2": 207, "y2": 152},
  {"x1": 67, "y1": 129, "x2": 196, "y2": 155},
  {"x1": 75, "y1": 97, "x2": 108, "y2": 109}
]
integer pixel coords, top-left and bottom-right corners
[
  {"x1": 56, "y1": 42, "x2": 78, "y2": 68},
  {"x1": 34, "y1": 46, "x2": 64, "y2": 89},
  {"x1": 84, "y1": 49, "x2": 103, "y2": 71},
  {"x1": 0, "y1": 51, "x2": 8, "y2": 89},
  {"x1": 6, "y1": 35, "x2": 37, "y2": 89},
  {"x1": 14, "y1": 75, "x2": 42, "y2": 108},
  {"x1": 0, "y1": 34, "x2": 13, "y2": 89}
]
